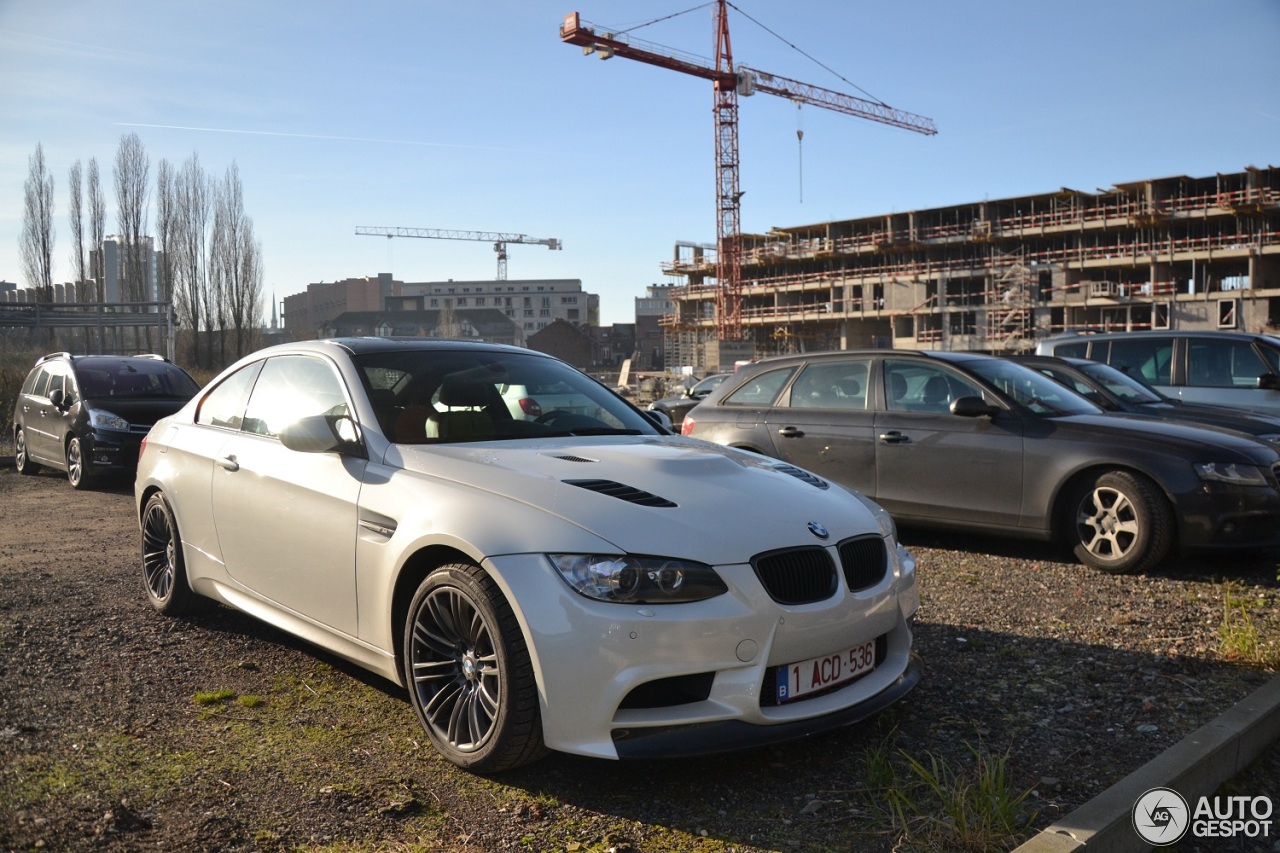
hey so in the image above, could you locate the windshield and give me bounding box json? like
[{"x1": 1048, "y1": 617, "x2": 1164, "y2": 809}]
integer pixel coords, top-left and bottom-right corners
[
  {"x1": 75, "y1": 358, "x2": 200, "y2": 399},
  {"x1": 1078, "y1": 361, "x2": 1165, "y2": 404},
  {"x1": 354, "y1": 348, "x2": 662, "y2": 443},
  {"x1": 965, "y1": 358, "x2": 1102, "y2": 416}
]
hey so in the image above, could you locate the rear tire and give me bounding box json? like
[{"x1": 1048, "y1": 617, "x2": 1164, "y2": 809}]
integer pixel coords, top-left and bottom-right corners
[
  {"x1": 141, "y1": 492, "x2": 203, "y2": 616},
  {"x1": 1069, "y1": 470, "x2": 1172, "y2": 574},
  {"x1": 14, "y1": 428, "x2": 40, "y2": 475},
  {"x1": 403, "y1": 562, "x2": 547, "y2": 773}
]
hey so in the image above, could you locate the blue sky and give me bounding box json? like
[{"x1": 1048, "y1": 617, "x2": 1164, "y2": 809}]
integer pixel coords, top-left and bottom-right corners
[{"x1": 2, "y1": 0, "x2": 1277, "y2": 326}]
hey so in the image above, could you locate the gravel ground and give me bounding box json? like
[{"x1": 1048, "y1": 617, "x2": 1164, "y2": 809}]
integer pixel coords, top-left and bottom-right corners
[{"x1": 0, "y1": 444, "x2": 1278, "y2": 852}]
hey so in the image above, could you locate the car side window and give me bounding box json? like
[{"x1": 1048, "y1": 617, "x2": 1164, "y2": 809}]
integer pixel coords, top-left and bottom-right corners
[
  {"x1": 242, "y1": 355, "x2": 350, "y2": 438},
  {"x1": 1108, "y1": 338, "x2": 1172, "y2": 384},
  {"x1": 30, "y1": 366, "x2": 53, "y2": 399},
  {"x1": 1186, "y1": 339, "x2": 1269, "y2": 387},
  {"x1": 722, "y1": 368, "x2": 796, "y2": 406},
  {"x1": 788, "y1": 360, "x2": 870, "y2": 409},
  {"x1": 884, "y1": 361, "x2": 983, "y2": 413},
  {"x1": 196, "y1": 361, "x2": 264, "y2": 430},
  {"x1": 1053, "y1": 341, "x2": 1089, "y2": 358}
]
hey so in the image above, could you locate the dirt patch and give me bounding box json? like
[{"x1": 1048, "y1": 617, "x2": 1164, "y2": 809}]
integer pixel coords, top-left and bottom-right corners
[{"x1": 0, "y1": 446, "x2": 1277, "y2": 852}]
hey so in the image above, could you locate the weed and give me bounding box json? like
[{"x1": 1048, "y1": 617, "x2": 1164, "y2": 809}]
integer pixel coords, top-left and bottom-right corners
[
  {"x1": 863, "y1": 736, "x2": 1036, "y2": 851},
  {"x1": 1218, "y1": 582, "x2": 1279, "y2": 669},
  {"x1": 192, "y1": 688, "x2": 237, "y2": 706}
]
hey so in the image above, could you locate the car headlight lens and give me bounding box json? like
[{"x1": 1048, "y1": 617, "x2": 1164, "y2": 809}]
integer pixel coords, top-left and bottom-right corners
[
  {"x1": 547, "y1": 554, "x2": 727, "y2": 603},
  {"x1": 88, "y1": 409, "x2": 130, "y2": 431},
  {"x1": 1193, "y1": 462, "x2": 1269, "y2": 485}
]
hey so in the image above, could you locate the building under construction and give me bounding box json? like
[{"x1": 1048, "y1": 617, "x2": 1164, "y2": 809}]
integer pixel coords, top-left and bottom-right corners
[{"x1": 662, "y1": 166, "x2": 1280, "y2": 372}]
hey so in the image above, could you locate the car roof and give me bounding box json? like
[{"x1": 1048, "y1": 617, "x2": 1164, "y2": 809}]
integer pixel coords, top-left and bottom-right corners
[
  {"x1": 1042, "y1": 330, "x2": 1280, "y2": 343},
  {"x1": 259, "y1": 337, "x2": 544, "y2": 358},
  {"x1": 752, "y1": 349, "x2": 991, "y2": 366}
]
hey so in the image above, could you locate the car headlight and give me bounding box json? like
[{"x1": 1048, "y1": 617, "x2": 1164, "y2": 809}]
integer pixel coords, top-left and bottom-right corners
[
  {"x1": 547, "y1": 554, "x2": 728, "y2": 604},
  {"x1": 1193, "y1": 462, "x2": 1269, "y2": 486},
  {"x1": 88, "y1": 409, "x2": 131, "y2": 431}
]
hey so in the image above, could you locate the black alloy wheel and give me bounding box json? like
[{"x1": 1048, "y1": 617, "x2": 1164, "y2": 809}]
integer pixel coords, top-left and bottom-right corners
[
  {"x1": 141, "y1": 492, "x2": 202, "y2": 615},
  {"x1": 403, "y1": 563, "x2": 546, "y2": 773}
]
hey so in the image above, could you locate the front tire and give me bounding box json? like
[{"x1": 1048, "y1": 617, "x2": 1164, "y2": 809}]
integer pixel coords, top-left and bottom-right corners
[
  {"x1": 14, "y1": 428, "x2": 40, "y2": 475},
  {"x1": 403, "y1": 563, "x2": 546, "y2": 773},
  {"x1": 1069, "y1": 470, "x2": 1172, "y2": 574},
  {"x1": 66, "y1": 436, "x2": 94, "y2": 490},
  {"x1": 141, "y1": 492, "x2": 203, "y2": 615}
]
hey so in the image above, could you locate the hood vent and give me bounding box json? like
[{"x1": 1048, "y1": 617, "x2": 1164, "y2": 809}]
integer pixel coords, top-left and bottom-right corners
[
  {"x1": 563, "y1": 479, "x2": 677, "y2": 508},
  {"x1": 771, "y1": 463, "x2": 829, "y2": 490},
  {"x1": 552, "y1": 454, "x2": 597, "y2": 463}
]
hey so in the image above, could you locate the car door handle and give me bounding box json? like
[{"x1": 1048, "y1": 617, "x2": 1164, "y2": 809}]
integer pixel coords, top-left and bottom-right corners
[
  {"x1": 218, "y1": 454, "x2": 240, "y2": 472},
  {"x1": 879, "y1": 431, "x2": 910, "y2": 444},
  {"x1": 777, "y1": 426, "x2": 805, "y2": 438}
]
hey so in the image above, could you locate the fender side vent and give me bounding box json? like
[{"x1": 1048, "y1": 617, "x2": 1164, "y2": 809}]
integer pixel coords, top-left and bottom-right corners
[
  {"x1": 563, "y1": 479, "x2": 677, "y2": 508},
  {"x1": 772, "y1": 463, "x2": 829, "y2": 489}
]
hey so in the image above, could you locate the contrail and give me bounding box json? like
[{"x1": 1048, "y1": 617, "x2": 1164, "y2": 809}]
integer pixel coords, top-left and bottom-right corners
[{"x1": 114, "y1": 122, "x2": 526, "y2": 152}]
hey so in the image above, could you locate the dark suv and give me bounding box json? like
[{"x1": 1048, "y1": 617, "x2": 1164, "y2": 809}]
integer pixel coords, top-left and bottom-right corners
[{"x1": 12, "y1": 352, "x2": 200, "y2": 489}]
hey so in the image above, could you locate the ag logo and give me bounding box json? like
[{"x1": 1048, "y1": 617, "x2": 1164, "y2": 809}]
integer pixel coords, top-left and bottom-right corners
[{"x1": 1132, "y1": 787, "x2": 1189, "y2": 845}]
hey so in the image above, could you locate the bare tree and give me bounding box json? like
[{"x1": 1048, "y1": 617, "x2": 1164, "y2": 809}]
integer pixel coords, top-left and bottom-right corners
[
  {"x1": 87, "y1": 157, "x2": 105, "y2": 298},
  {"x1": 156, "y1": 158, "x2": 176, "y2": 357},
  {"x1": 68, "y1": 160, "x2": 86, "y2": 295},
  {"x1": 172, "y1": 154, "x2": 211, "y2": 367},
  {"x1": 114, "y1": 132, "x2": 151, "y2": 349},
  {"x1": 20, "y1": 143, "x2": 56, "y2": 299}
]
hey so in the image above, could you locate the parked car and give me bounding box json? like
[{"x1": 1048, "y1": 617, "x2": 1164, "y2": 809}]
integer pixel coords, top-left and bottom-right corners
[
  {"x1": 683, "y1": 349, "x2": 1280, "y2": 574},
  {"x1": 1012, "y1": 354, "x2": 1280, "y2": 443},
  {"x1": 12, "y1": 352, "x2": 200, "y2": 489},
  {"x1": 647, "y1": 373, "x2": 731, "y2": 428},
  {"x1": 135, "y1": 338, "x2": 920, "y2": 772},
  {"x1": 1035, "y1": 330, "x2": 1280, "y2": 415},
  {"x1": 498, "y1": 380, "x2": 602, "y2": 423}
]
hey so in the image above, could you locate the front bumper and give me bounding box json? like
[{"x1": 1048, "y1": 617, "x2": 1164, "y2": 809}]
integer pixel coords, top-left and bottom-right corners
[
  {"x1": 485, "y1": 543, "x2": 919, "y2": 761},
  {"x1": 1174, "y1": 482, "x2": 1280, "y2": 550},
  {"x1": 83, "y1": 428, "x2": 147, "y2": 475}
]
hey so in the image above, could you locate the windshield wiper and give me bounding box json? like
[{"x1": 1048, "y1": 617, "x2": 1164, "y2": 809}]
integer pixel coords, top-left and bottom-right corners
[{"x1": 538, "y1": 428, "x2": 645, "y2": 437}]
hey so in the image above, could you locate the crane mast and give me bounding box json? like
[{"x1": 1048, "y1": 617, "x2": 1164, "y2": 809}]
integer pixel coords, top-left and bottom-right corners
[
  {"x1": 355, "y1": 226, "x2": 562, "y2": 281},
  {"x1": 560, "y1": 2, "x2": 936, "y2": 339}
]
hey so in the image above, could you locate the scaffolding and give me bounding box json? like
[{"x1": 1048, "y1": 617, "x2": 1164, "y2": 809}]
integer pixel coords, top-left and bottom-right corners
[{"x1": 662, "y1": 166, "x2": 1280, "y2": 355}]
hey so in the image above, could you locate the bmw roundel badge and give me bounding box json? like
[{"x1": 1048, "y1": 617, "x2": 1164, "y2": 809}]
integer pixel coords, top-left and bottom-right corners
[{"x1": 807, "y1": 521, "x2": 830, "y2": 540}]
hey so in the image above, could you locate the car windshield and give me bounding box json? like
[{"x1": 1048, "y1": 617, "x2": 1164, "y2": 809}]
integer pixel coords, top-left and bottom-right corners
[
  {"x1": 965, "y1": 359, "x2": 1103, "y2": 416},
  {"x1": 1077, "y1": 361, "x2": 1165, "y2": 404},
  {"x1": 75, "y1": 358, "x2": 199, "y2": 399},
  {"x1": 354, "y1": 348, "x2": 661, "y2": 443}
]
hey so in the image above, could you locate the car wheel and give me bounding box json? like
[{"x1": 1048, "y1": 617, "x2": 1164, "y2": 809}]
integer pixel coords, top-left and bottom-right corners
[
  {"x1": 65, "y1": 436, "x2": 94, "y2": 490},
  {"x1": 14, "y1": 428, "x2": 40, "y2": 475},
  {"x1": 1069, "y1": 470, "x2": 1172, "y2": 574},
  {"x1": 403, "y1": 562, "x2": 547, "y2": 773},
  {"x1": 141, "y1": 492, "x2": 203, "y2": 616}
]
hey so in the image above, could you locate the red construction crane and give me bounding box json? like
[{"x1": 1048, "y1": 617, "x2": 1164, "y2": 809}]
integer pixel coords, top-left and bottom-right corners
[{"x1": 560, "y1": 2, "x2": 936, "y2": 339}]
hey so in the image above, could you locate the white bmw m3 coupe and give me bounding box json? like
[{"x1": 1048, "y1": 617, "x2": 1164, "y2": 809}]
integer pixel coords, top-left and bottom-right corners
[{"x1": 136, "y1": 338, "x2": 920, "y2": 772}]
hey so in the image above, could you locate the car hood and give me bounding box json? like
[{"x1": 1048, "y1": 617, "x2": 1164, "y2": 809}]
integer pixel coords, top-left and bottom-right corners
[
  {"x1": 1053, "y1": 413, "x2": 1280, "y2": 463},
  {"x1": 393, "y1": 436, "x2": 880, "y2": 563},
  {"x1": 84, "y1": 397, "x2": 192, "y2": 427},
  {"x1": 1132, "y1": 401, "x2": 1280, "y2": 436}
]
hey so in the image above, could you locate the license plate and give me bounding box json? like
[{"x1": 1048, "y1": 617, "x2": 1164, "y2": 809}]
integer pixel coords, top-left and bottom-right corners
[{"x1": 775, "y1": 639, "x2": 876, "y2": 703}]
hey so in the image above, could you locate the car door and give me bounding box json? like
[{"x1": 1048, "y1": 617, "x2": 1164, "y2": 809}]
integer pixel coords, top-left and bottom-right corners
[
  {"x1": 761, "y1": 357, "x2": 877, "y2": 495},
  {"x1": 1178, "y1": 336, "x2": 1280, "y2": 413},
  {"x1": 210, "y1": 354, "x2": 366, "y2": 635},
  {"x1": 27, "y1": 364, "x2": 73, "y2": 465},
  {"x1": 872, "y1": 359, "x2": 1024, "y2": 527}
]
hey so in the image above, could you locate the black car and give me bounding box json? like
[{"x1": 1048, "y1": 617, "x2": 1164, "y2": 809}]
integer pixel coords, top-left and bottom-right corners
[
  {"x1": 683, "y1": 349, "x2": 1280, "y2": 574},
  {"x1": 1013, "y1": 354, "x2": 1280, "y2": 444},
  {"x1": 646, "y1": 373, "x2": 730, "y2": 428},
  {"x1": 13, "y1": 352, "x2": 200, "y2": 488}
]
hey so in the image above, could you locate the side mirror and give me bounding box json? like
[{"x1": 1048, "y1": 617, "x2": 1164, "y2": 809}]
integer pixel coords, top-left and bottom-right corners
[
  {"x1": 643, "y1": 409, "x2": 674, "y2": 432},
  {"x1": 279, "y1": 413, "x2": 363, "y2": 455},
  {"x1": 950, "y1": 396, "x2": 999, "y2": 418},
  {"x1": 48, "y1": 388, "x2": 66, "y2": 410},
  {"x1": 1258, "y1": 374, "x2": 1280, "y2": 391}
]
